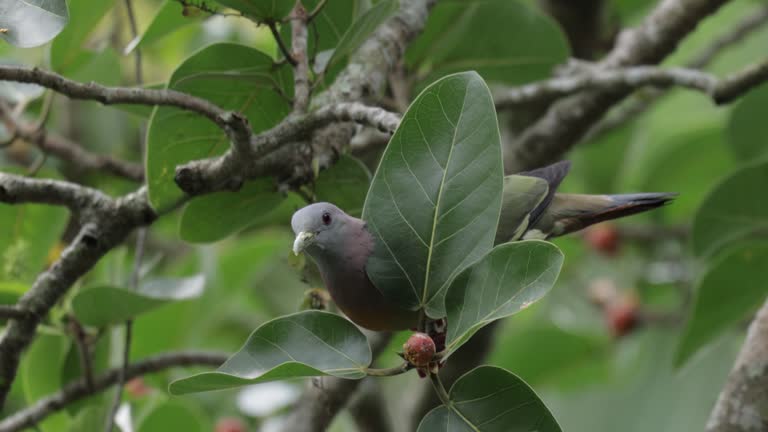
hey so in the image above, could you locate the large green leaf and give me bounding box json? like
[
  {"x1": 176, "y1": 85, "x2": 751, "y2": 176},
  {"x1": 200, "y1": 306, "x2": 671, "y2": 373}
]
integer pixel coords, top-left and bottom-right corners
[
  {"x1": 728, "y1": 84, "x2": 768, "y2": 161},
  {"x1": 362, "y1": 71, "x2": 503, "y2": 317},
  {"x1": 444, "y1": 240, "x2": 563, "y2": 355},
  {"x1": 126, "y1": 0, "x2": 199, "y2": 53},
  {"x1": 314, "y1": 155, "x2": 370, "y2": 216},
  {"x1": 417, "y1": 366, "x2": 561, "y2": 432},
  {"x1": 323, "y1": 0, "x2": 397, "y2": 73},
  {"x1": 145, "y1": 43, "x2": 291, "y2": 210},
  {"x1": 138, "y1": 399, "x2": 207, "y2": 432},
  {"x1": 675, "y1": 242, "x2": 768, "y2": 367},
  {"x1": 179, "y1": 179, "x2": 283, "y2": 243},
  {"x1": 50, "y1": 0, "x2": 115, "y2": 74},
  {"x1": 72, "y1": 275, "x2": 205, "y2": 326},
  {"x1": 407, "y1": 0, "x2": 569, "y2": 87},
  {"x1": 0, "y1": 0, "x2": 68, "y2": 47},
  {"x1": 692, "y1": 160, "x2": 768, "y2": 258},
  {"x1": 168, "y1": 311, "x2": 371, "y2": 395},
  {"x1": 215, "y1": 0, "x2": 293, "y2": 20}
]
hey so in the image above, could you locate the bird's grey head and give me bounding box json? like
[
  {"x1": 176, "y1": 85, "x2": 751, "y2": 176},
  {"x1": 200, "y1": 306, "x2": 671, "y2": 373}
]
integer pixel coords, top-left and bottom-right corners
[{"x1": 291, "y1": 202, "x2": 349, "y2": 256}]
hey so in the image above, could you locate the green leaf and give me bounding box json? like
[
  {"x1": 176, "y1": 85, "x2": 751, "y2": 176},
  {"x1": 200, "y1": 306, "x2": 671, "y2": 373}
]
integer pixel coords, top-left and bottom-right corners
[
  {"x1": 417, "y1": 366, "x2": 561, "y2": 432},
  {"x1": 314, "y1": 155, "x2": 371, "y2": 216},
  {"x1": 324, "y1": 0, "x2": 397, "y2": 72},
  {"x1": 728, "y1": 84, "x2": 768, "y2": 161},
  {"x1": 126, "y1": 0, "x2": 199, "y2": 53},
  {"x1": 179, "y1": 179, "x2": 283, "y2": 243},
  {"x1": 692, "y1": 160, "x2": 768, "y2": 258},
  {"x1": 675, "y1": 242, "x2": 768, "y2": 367},
  {"x1": 72, "y1": 275, "x2": 205, "y2": 326},
  {"x1": 20, "y1": 334, "x2": 71, "y2": 432},
  {"x1": 138, "y1": 399, "x2": 207, "y2": 432},
  {"x1": 0, "y1": 0, "x2": 68, "y2": 47},
  {"x1": 50, "y1": 0, "x2": 115, "y2": 74},
  {"x1": 215, "y1": 0, "x2": 293, "y2": 20},
  {"x1": 145, "y1": 43, "x2": 291, "y2": 210},
  {"x1": 407, "y1": 0, "x2": 569, "y2": 87},
  {"x1": 168, "y1": 310, "x2": 371, "y2": 395},
  {"x1": 444, "y1": 240, "x2": 563, "y2": 355},
  {"x1": 362, "y1": 71, "x2": 503, "y2": 317},
  {"x1": 0, "y1": 190, "x2": 68, "y2": 284}
]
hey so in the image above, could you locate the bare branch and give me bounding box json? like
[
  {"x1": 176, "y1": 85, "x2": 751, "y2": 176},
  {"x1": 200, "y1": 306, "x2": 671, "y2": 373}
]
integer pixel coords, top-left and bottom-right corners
[
  {"x1": 495, "y1": 61, "x2": 768, "y2": 109},
  {"x1": 0, "y1": 351, "x2": 227, "y2": 432},
  {"x1": 291, "y1": 2, "x2": 311, "y2": 113},
  {"x1": 0, "y1": 172, "x2": 110, "y2": 212},
  {"x1": 506, "y1": 0, "x2": 734, "y2": 173},
  {"x1": 587, "y1": 5, "x2": 768, "y2": 139},
  {"x1": 174, "y1": 102, "x2": 401, "y2": 195},
  {"x1": 0, "y1": 104, "x2": 143, "y2": 181},
  {"x1": 0, "y1": 65, "x2": 231, "y2": 128},
  {"x1": 706, "y1": 297, "x2": 768, "y2": 432}
]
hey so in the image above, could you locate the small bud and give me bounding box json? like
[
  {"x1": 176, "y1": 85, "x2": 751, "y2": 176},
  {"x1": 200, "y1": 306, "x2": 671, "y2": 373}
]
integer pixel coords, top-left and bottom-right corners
[
  {"x1": 402, "y1": 332, "x2": 436, "y2": 367},
  {"x1": 606, "y1": 301, "x2": 639, "y2": 338},
  {"x1": 215, "y1": 417, "x2": 246, "y2": 432},
  {"x1": 125, "y1": 377, "x2": 151, "y2": 398},
  {"x1": 584, "y1": 223, "x2": 620, "y2": 256},
  {"x1": 300, "y1": 288, "x2": 330, "y2": 311}
]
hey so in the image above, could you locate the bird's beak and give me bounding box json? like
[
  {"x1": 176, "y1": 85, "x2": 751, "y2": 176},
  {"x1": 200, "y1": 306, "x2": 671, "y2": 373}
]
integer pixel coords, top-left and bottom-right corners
[{"x1": 293, "y1": 231, "x2": 315, "y2": 255}]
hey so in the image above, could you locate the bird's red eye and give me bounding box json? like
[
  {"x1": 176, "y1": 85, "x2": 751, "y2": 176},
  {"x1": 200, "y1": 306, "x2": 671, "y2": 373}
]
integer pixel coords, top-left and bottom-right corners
[{"x1": 322, "y1": 212, "x2": 332, "y2": 225}]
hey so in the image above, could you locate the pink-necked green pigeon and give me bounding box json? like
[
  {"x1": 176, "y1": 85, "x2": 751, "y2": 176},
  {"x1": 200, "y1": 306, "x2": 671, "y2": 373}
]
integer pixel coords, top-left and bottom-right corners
[{"x1": 291, "y1": 161, "x2": 675, "y2": 331}]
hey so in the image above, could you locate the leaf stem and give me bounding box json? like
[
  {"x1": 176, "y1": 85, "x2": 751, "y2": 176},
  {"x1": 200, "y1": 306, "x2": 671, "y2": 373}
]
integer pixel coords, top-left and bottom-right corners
[
  {"x1": 363, "y1": 362, "x2": 412, "y2": 377},
  {"x1": 428, "y1": 370, "x2": 451, "y2": 406}
]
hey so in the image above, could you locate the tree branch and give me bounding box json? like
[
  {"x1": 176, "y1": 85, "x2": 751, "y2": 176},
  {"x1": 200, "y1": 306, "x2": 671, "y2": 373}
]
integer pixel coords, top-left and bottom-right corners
[
  {"x1": 0, "y1": 65, "x2": 233, "y2": 128},
  {"x1": 587, "y1": 5, "x2": 768, "y2": 140},
  {"x1": 291, "y1": 1, "x2": 311, "y2": 113},
  {"x1": 0, "y1": 351, "x2": 227, "y2": 432},
  {"x1": 0, "y1": 172, "x2": 110, "y2": 212},
  {"x1": 495, "y1": 61, "x2": 768, "y2": 108},
  {"x1": 0, "y1": 305, "x2": 30, "y2": 320},
  {"x1": 173, "y1": 102, "x2": 401, "y2": 195},
  {"x1": 706, "y1": 297, "x2": 768, "y2": 432},
  {"x1": 506, "y1": 0, "x2": 734, "y2": 173},
  {"x1": 0, "y1": 103, "x2": 143, "y2": 181}
]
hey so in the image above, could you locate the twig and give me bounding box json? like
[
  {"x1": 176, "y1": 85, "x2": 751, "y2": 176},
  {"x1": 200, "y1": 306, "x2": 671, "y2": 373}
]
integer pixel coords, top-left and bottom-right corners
[
  {"x1": 291, "y1": 2, "x2": 311, "y2": 113},
  {"x1": 307, "y1": 0, "x2": 327, "y2": 22},
  {"x1": 123, "y1": 0, "x2": 143, "y2": 85},
  {"x1": 0, "y1": 351, "x2": 227, "y2": 432},
  {"x1": 268, "y1": 21, "x2": 297, "y2": 66},
  {"x1": 706, "y1": 296, "x2": 768, "y2": 431},
  {"x1": 363, "y1": 362, "x2": 412, "y2": 377}
]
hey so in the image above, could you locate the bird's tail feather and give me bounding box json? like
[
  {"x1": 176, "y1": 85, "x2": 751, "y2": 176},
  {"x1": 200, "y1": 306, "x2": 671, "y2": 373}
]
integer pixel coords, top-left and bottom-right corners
[{"x1": 548, "y1": 192, "x2": 677, "y2": 237}]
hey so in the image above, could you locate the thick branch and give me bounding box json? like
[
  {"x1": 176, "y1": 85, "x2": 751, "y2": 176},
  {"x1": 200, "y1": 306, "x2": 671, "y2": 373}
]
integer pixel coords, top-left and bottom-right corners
[
  {"x1": 291, "y1": 2, "x2": 311, "y2": 113},
  {"x1": 706, "y1": 297, "x2": 768, "y2": 432},
  {"x1": 174, "y1": 102, "x2": 401, "y2": 195},
  {"x1": 506, "y1": 0, "x2": 733, "y2": 173},
  {"x1": 0, "y1": 351, "x2": 227, "y2": 432},
  {"x1": 0, "y1": 305, "x2": 30, "y2": 320},
  {"x1": 0, "y1": 172, "x2": 110, "y2": 212}
]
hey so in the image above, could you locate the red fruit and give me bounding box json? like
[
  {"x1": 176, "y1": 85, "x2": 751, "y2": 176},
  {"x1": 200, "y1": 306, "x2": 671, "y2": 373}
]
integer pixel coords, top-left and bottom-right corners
[
  {"x1": 215, "y1": 417, "x2": 246, "y2": 432},
  {"x1": 125, "y1": 377, "x2": 151, "y2": 398},
  {"x1": 402, "y1": 332, "x2": 436, "y2": 367},
  {"x1": 584, "y1": 224, "x2": 620, "y2": 255},
  {"x1": 606, "y1": 301, "x2": 638, "y2": 337}
]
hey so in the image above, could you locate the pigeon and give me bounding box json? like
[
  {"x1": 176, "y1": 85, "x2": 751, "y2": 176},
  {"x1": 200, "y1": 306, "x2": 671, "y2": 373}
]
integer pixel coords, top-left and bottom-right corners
[{"x1": 291, "y1": 161, "x2": 674, "y2": 331}]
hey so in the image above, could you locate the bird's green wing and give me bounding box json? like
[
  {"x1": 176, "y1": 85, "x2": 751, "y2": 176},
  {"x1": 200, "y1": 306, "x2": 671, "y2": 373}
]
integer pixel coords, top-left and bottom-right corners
[{"x1": 495, "y1": 175, "x2": 549, "y2": 244}]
